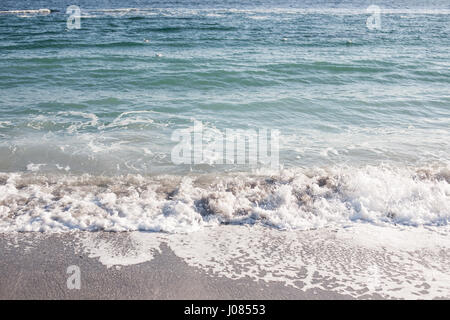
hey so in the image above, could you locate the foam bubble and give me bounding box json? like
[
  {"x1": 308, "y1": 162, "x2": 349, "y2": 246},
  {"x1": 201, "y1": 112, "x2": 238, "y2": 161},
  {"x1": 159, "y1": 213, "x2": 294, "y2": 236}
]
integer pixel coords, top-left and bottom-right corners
[
  {"x1": 74, "y1": 223, "x2": 450, "y2": 299},
  {"x1": 0, "y1": 164, "x2": 448, "y2": 233},
  {"x1": 0, "y1": 9, "x2": 51, "y2": 15},
  {"x1": 26, "y1": 163, "x2": 45, "y2": 172}
]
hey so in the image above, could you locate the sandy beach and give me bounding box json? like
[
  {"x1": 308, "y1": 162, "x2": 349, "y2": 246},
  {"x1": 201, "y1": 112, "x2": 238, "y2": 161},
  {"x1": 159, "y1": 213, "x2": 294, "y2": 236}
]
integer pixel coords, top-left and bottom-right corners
[
  {"x1": 0, "y1": 233, "x2": 348, "y2": 300},
  {"x1": 1, "y1": 224, "x2": 449, "y2": 300}
]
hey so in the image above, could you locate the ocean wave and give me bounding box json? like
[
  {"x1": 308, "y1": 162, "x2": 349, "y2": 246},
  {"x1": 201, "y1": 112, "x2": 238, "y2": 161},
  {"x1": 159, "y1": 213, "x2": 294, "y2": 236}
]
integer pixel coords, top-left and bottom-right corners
[
  {"x1": 3, "y1": 7, "x2": 448, "y2": 18},
  {"x1": 60, "y1": 8, "x2": 450, "y2": 17},
  {"x1": 0, "y1": 9, "x2": 52, "y2": 15},
  {"x1": 0, "y1": 165, "x2": 448, "y2": 233},
  {"x1": 0, "y1": 121, "x2": 12, "y2": 128}
]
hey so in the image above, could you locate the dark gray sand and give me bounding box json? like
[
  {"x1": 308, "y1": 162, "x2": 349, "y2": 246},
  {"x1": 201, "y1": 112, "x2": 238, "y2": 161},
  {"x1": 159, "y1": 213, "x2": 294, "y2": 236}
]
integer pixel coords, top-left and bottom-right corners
[{"x1": 0, "y1": 232, "x2": 354, "y2": 300}]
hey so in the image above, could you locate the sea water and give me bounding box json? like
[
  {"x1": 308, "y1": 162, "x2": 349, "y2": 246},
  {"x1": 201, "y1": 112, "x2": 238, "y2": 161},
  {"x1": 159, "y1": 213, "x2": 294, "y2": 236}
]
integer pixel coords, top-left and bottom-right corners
[{"x1": 0, "y1": 0, "x2": 449, "y2": 232}]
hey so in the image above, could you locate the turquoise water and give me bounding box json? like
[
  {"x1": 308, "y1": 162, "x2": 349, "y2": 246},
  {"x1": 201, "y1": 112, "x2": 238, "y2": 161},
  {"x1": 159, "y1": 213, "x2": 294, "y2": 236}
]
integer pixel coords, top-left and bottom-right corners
[
  {"x1": 1, "y1": 0, "x2": 449, "y2": 175},
  {"x1": 0, "y1": 1, "x2": 449, "y2": 232}
]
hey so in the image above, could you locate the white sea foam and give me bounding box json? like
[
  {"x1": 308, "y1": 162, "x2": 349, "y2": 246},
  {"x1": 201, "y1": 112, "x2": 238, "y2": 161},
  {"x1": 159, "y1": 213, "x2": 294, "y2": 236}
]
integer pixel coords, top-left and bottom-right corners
[
  {"x1": 26, "y1": 163, "x2": 45, "y2": 172},
  {"x1": 0, "y1": 164, "x2": 448, "y2": 232},
  {"x1": 2, "y1": 7, "x2": 447, "y2": 19},
  {"x1": 55, "y1": 164, "x2": 70, "y2": 172},
  {"x1": 76, "y1": 231, "x2": 163, "y2": 268},
  {"x1": 58, "y1": 111, "x2": 99, "y2": 133},
  {"x1": 0, "y1": 9, "x2": 51, "y2": 15},
  {"x1": 248, "y1": 15, "x2": 270, "y2": 20},
  {"x1": 0, "y1": 121, "x2": 11, "y2": 128},
  {"x1": 74, "y1": 223, "x2": 450, "y2": 299},
  {"x1": 80, "y1": 7, "x2": 450, "y2": 17},
  {"x1": 165, "y1": 224, "x2": 450, "y2": 299}
]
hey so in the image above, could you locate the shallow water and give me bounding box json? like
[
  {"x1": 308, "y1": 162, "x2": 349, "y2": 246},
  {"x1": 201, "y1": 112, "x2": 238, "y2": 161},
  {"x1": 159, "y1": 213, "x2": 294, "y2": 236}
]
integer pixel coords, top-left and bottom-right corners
[{"x1": 0, "y1": 0, "x2": 449, "y2": 232}]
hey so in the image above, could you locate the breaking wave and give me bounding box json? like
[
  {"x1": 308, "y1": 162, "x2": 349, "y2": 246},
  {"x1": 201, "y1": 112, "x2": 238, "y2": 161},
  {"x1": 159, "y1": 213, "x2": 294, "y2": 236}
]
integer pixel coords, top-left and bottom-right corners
[{"x1": 0, "y1": 164, "x2": 448, "y2": 232}]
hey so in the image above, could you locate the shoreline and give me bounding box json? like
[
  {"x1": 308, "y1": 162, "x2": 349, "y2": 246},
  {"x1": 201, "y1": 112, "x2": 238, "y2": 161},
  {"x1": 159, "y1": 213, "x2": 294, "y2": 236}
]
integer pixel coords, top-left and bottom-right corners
[
  {"x1": 1, "y1": 224, "x2": 449, "y2": 299},
  {"x1": 0, "y1": 232, "x2": 353, "y2": 300}
]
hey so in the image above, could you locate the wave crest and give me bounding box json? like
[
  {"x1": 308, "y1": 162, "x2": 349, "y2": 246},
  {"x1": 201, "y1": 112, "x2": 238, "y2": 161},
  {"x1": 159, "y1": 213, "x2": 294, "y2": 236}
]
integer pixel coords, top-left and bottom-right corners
[{"x1": 0, "y1": 165, "x2": 449, "y2": 233}]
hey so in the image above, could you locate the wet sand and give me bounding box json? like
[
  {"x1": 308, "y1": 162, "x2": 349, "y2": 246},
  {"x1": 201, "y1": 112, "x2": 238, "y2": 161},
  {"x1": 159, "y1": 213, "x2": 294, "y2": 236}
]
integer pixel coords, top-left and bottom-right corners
[
  {"x1": 1, "y1": 224, "x2": 449, "y2": 300},
  {"x1": 0, "y1": 232, "x2": 352, "y2": 300}
]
